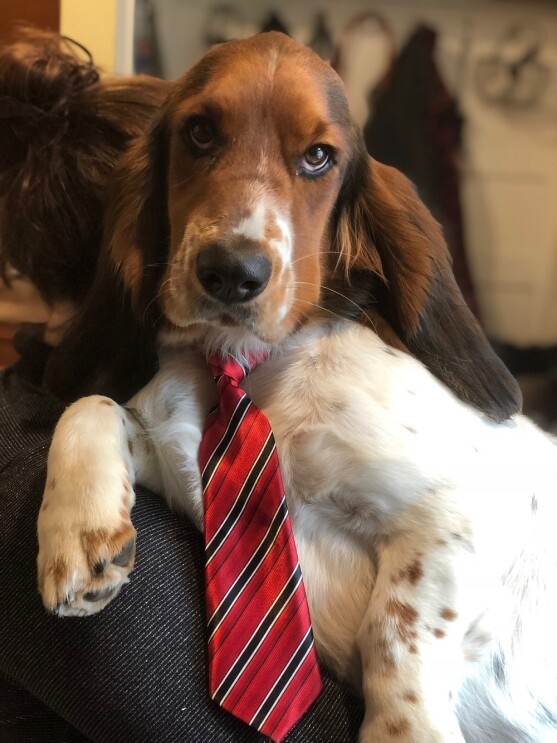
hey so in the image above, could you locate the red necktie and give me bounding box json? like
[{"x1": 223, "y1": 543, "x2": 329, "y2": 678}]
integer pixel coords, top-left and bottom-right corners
[{"x1": 199, "y1": 354, "x2": 322, "y2": 742}]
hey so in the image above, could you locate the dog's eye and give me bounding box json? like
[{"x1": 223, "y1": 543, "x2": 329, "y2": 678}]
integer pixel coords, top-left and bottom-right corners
[
  {"x1": 189, "y1": 118, "x2": 216, "y2": 150},
  {"x1": 298, "y1": 144, "x2": 333, "y2": 176}
]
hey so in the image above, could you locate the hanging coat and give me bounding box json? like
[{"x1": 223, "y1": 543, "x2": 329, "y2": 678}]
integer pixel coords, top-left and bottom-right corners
[{"x1": 363, "y1": 25, "x2": 479, "y2": 317}]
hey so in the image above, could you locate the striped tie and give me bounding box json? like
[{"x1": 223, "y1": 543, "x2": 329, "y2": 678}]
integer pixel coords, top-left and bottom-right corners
[{"x1": 199, "y1": 353, "x2": 322, "y2": 742}]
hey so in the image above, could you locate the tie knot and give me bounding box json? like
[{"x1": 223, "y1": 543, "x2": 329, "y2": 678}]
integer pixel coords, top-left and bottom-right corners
[{"x1": 207, "y1": 351, "x2": 269, "y2": 385}]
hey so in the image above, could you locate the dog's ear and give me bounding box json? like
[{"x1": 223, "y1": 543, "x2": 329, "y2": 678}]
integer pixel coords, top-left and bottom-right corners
[
  {"x1": 331, "y1": 141, "x2": 522, "y2": 422},
  {"x1": 43, "y1": 258, "x2": 159, "y2": 404},
  {"x1": 43, "y1": 115, "x2": 170, "y2": 403},
  {"x1": 105, "y1": 112, "x2": 170, "y2": 313}
]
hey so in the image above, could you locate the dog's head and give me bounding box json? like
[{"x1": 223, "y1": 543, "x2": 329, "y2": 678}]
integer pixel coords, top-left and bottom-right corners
[
  {"x1": 110, "y1": 33, "x2": 358, "y2": 351},
  {"x1": 49, "y1": 32, "x2": 521, "y2": 420}
]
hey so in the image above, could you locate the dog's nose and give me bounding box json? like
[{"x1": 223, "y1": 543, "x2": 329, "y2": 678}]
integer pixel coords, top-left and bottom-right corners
[{"x1": 196, "y1": 244, "x2": 272, "y2": 304}]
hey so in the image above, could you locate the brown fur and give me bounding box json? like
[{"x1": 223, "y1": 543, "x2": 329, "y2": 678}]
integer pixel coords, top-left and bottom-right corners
[
  {"x1": 0, "y1": 27, "x2": 171, "y2": 305},
  {"x1": 3, "y1": 31, "x2": 520, "y2": 422}
]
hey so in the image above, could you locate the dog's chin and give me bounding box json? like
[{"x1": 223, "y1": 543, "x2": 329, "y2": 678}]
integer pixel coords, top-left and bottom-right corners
[
  {"x1": 158, "y1": 306, "x2": 291, "y2": 359},
  {"x1": 158, "y1": 322, "x2": 272, "y2": 362}
]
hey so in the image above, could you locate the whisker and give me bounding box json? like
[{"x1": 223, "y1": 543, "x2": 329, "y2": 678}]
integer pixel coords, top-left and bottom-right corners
[
  {"x1": 142, "y1": 278, "x2": 172, "y2": 323},
  {"x1": 290, "y1": 280, "x2": 372, "y2": 325},
  {"x1": 170, "y1": 173, "x2": 197, "y2": 189},
  {"x1": 290, "y1": 251, "x2": 343, "y2": 267},
  {"x1": 296, "y1": 297, "x2": 378, "y2": 333},
  {"x1": 293, "y1": 297, "x2": 347, "y2": 323}
]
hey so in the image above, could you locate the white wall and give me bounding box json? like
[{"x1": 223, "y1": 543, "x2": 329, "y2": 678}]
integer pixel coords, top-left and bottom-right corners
[{"x1": 150, "y1": 0, "x2": 557, "y2": 347}]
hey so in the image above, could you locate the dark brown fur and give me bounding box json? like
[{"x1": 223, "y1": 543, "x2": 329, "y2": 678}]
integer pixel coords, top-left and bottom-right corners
[
  {"x1": 2, "y1": 31, "x2": 521, "y2": 422},
  {"x1": 0, "y1": 27, "x2": 171, "y2": 305}
]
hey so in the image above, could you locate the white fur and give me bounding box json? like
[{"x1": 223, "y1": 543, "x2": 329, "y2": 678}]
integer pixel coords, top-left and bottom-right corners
[
  {"x1": 232, "y1": 200, "x2": 293, "y2": 269},
  {"x1": 232, "y1": 200, "x2": 268, "y2": 242},
  {"x1": 38, "y1": 319, "x2": 557, "y2": 742}
]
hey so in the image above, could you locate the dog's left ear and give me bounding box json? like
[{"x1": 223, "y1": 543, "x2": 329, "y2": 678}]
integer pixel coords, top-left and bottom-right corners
[{"x1": 332, "y1": 143, "x2": 522, "y2": 422}]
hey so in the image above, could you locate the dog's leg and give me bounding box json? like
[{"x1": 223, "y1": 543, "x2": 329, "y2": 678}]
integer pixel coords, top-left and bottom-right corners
[
  {"x1": 357, "y1": 519, "x2": 471, "y2": 743},
  {"x1": 37, "y1": 395, "x2": 161, "y2": 616}
]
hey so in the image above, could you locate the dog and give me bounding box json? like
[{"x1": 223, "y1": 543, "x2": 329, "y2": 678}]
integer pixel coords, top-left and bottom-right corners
[{"x1": 35, "y1": 32, "x2": 557, "y2": 742}]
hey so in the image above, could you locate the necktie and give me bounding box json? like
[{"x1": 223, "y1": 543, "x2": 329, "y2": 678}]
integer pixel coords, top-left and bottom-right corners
[{"x1": 199, "y1": 353, "x2": 322, "y2": 742}]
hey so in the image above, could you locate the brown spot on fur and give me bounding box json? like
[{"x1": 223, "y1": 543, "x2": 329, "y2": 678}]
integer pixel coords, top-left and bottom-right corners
[
  {"x1": 48, "y1": 477, "x2": 57, "y2": 490},
  {"x1": 128, "y1": 439, "x2": 134, "y2": 455},
  {"x1": 386, "y1": 600, "x2": 419, "y2": 649},
  {"x1": 374, "y1": 635, "x2": 397, "y2": 672},
  {"x1": 99, "y1": 398, "x2": 113, "y2": 406},
  {"x1": 436, "y1": 538, "x2": 448, "y2": 546},
  {"x1": 41, "y1": 501, "x2": 49, "y2": 511},
  {"x1": 81, "y1": 523, "x2": 135, "y2": 568},
  {"x1": 405, "y1": 559, "x2": 423, "y2": 585},
  {"x1": 440, "y1": 607, "x2": 458, "y2": 621},
  {"x1": 386, "y1": 599, "x2": 418, "y2": 626},
  {"x1": 403, "y1": 691, "x2": 418, "y2": 704},
  {"x1": 409, "y1": 644, "x2": 418, "y2": 654},
  {"x1": 433, "y1": 628, "x2": 446, "y2": 638},
  {"x1": 386, "y1": 718, "x2": 410, "y2": 736}
]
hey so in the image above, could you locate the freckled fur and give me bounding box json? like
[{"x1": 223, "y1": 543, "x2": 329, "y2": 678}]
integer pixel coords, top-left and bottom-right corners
[{"x1": 386, "y1": 718, "x2": 410, "y2": 736}]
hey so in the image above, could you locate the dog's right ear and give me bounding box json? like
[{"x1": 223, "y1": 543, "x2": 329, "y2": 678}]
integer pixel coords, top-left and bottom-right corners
[{"x1": 43, "y1": 115, "x2": 170, "y2": 404}]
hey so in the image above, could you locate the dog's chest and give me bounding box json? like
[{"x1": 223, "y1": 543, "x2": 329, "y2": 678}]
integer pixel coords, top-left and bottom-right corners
[{"x1": 242, "y1": 323, "x2": 477, "y2": 528}]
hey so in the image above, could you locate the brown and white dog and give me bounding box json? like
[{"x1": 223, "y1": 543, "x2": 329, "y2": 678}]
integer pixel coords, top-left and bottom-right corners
[{"x1": 34, "y1": 33, "x2": 557, "y2": 742}]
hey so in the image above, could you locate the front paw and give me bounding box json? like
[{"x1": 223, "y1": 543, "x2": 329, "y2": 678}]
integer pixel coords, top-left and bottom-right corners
[{"x1": 38, "y1": 498, "x2": 136, "y2": 617}]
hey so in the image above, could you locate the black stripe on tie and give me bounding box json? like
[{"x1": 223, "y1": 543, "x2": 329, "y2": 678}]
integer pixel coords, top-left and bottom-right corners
[
  {"x1": 250, "y1": 626, "x2": 315, "y2": 730},
  {"x1": 201, "y1": 395, "x2": 251, "y2": 487},
  {"x1": 207, "y1": 496, "x2": 288, "y2": 636},
  {"x1": 212, "y1": 564, "x2": 303, "y2": 703},
  {"x1": 205, "y1": 433, "x2": 275, "y2": 561}
]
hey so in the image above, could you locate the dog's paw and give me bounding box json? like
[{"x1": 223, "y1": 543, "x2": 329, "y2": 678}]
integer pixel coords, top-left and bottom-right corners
[
  {"x1": 38, "y1": 518, "x2": 136, "y2": 617},
  {"x1": 38, "y1": 480, "x2": 136, "y2": 617}
]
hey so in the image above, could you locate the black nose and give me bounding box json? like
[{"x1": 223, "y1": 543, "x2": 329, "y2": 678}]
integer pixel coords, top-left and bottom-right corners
[{"x1": 196, "y1": 244, "x2": 272, "y2": 304}]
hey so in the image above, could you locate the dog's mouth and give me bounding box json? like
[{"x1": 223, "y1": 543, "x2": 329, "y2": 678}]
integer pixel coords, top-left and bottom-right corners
[
  {"x1": 217, "y1": 313, "x2": 240, "y2": 327},
  {"x1": 161, "y1": 292, "x2": 288, "y2": 345},
  {"x1": 198, "y1": 296, "x2": 258, "y2": 327}
]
